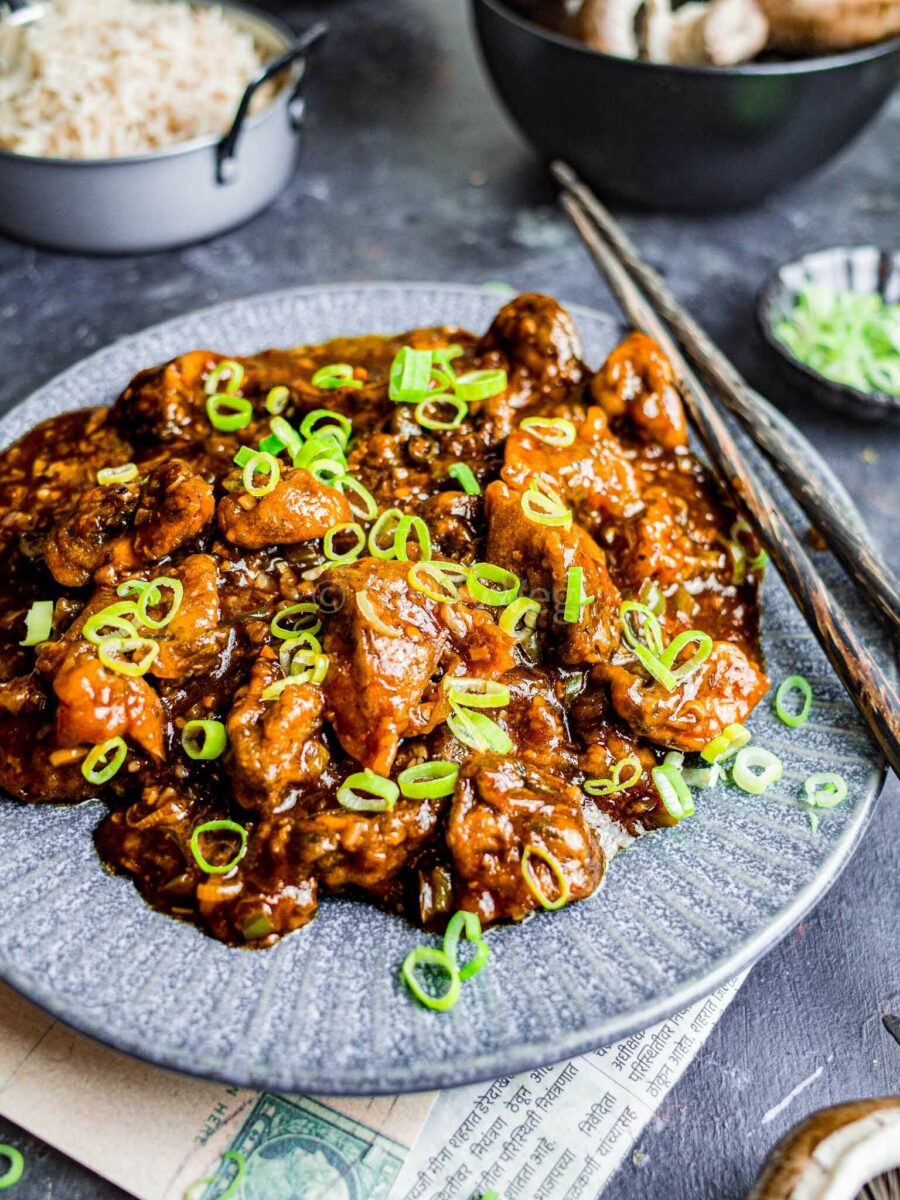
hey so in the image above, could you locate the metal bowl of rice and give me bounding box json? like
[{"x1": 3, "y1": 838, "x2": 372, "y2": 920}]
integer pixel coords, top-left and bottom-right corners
[{"x1": 0, "y1": 0, "x2": 326, "y2": 253}]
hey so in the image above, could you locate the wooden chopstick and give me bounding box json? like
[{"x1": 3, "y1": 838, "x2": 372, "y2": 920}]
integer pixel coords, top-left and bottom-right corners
[
  {"x1": 556, "y1": 185, "x2": 900, "y2": 778},
  {"x1": 551, "y1": 160, "x2": 900, "y2": 642}
]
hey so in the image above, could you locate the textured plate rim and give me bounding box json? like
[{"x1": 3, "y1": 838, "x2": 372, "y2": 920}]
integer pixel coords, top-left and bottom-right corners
[{"x1": 0, "y1": 281, "x2": 888, "y2": 1095}]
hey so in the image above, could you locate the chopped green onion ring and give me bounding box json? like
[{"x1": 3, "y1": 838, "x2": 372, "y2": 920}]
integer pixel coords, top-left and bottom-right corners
[
  {"x1": 233, "y1": 445, "x2": 256, "y2": 468},
  {"x1": 97, "y1": 636, "x2": 160, "y2": 677},
  {"x1": 433, "y1": 344, "x2": 464, "y2": 378},
  {"x1": 292, "y1": 433, "x2": 347, "y2": 472},
  {"x1": 337, "y1": 769, "x2": 400, "y2": 813},
  {"x1": 369, "y1": 507, "x2": 404, "y2": 559},
  {"x1": 701, "y1": 723, "x2": 751, "y2": 764},
  {"x1": 278, "y1": 630, "x2": 323, "y2": 674},
  {"x1": 521, "y1": 844, "x2": 569, "y2": 911},
  {"x1": 415, "y1": 394, "x2": 468, "y2": 431},
  {"x1": 444, "y1": 676, "x2": 510, "y2": 709},
  {"x1": 394, "y1": 514, "x2": 432, "y2": 562},
  {"x1": 563, "y1": 566, "x2": 593, "y2": 624},
  {"x1": 499, "y1": 596, "x2": 541, "y2": 641},
  {"x1": 732, "y1": 746, "x2": 783, "y2": 795},
  {"x1": 408, "y1": 561, "x2": 465, "y2": 603},
  {"x1": 270, "y1": 603, "x2": 321, "y2": 640},
  {"x1": 20, "y1": 599, "x2": 53, "y2": 647},
  {"x1": 447, "y1": 462, "x2": 480, "y2": 495},
  {"x1": 398, "y1": 760, "x2": 459, "y2": 800},
  {"x1": 336, "y1": 474, "x2": 378, "y2": 521},
  {"x1": 268, "y1": 416, "x2": 302, "y2": 459},
  {"x1": 82, "y1": 736, "x2": 127, "y2": 786},
  {"x1": 83, "y1": 601, "x2": 139, "y2": 645},
  {"x1": 774, "y1": 675, "x2": 813, "y2": 729},
  {"x1": 682, "y1": 763, "x2": 722, "y2": 789},
  {"x1": 803, "y1": 772, "x2": 848, "y2": 809},
  {"x1": 265, "y1": 385, "x2": 289, "y2": 415},
  {"x1": 447, "y1": 705, "x2": 512, "y2": 754},
  {"x1": 619, "y1": 600, "x2": 665, "y2": 657},
  {"x1": 467, "y1": 562, "x2": 520, "y2": 607},
  {"x1": 520, "y1": 479, "x2": 572, "y2": 529},
  {"x1": 205, "y1": 360, "x2": 244, "y2": 396},
  {"x1": 136, "y1": 577, "x2": 184, "y2": 629},
  {"x1": 324, "y1": 520, "x2": 366, "y2": 564},
  {"x1": 263, "y1": 651, "x2": 329, "y2": 693},
  {"x1": 190, "y1": 819, "x2": 248, "y2": 875},
  {"x1": 520, "y1": 416, "x2": 577, "y2": 447},
  {"x1": 659, "y1": 629, "x2": 713, "y2": 683},
  {"x1": 312, "y1": 363, "x2": 362, "y2": 390},
  {"x1": 389, "y1": 347, "x2": 434, "y2": 403},
  {"x1": 401, "y1": 946, "x2": 461, "y2": 1012},
  {"x1": 182, "y1": 720, "x2": 227, "y2": 761},
  {"x1": 97, "y1": 463, "x2": 138, "y2": 485},
  {"x1": 311, "y1": 459, "x2": 348, "y2": 485},
  {"x1": 300, "y1": 408, "x2": 352, "y2": 446},
  {"x1": 242, "y1": 450, "x2": 281, "y2": 497},
  {"x1": 584, "y1": 753, "x2": 642, "y2": 797},
  {"x1": 454, "y1": 369, "x2": 507, "y2": 403},
  {"x1": 652, "y1": 762, "x2": 695, "y2": 820},
  {"x1": 0, "y1": 1145, "x2": 24, "y2": 1191},
  {"x1": 206, "y1": 393, "x2": 253, "y2": 432},
  {"x1": 443, "y1": 910, "x2": 489, "y2": 981}
]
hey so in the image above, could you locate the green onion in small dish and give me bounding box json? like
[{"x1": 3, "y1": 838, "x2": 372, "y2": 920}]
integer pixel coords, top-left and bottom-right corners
[{"x1": 758, "y1": 246, "x2": 900, "y2": 423}]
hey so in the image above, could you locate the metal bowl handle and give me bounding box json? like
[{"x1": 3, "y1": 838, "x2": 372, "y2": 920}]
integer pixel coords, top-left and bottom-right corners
[{"x1": 217, "y1": 20, "x2": 327, "y2": 186}]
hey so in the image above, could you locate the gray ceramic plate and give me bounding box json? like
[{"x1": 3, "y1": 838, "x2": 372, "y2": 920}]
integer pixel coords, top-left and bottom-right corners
[{"x1": 0, "y1": 284, "x2": 888, "y2": 1096}]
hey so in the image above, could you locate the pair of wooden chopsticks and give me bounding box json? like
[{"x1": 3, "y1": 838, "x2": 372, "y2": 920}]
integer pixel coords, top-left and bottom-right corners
[{"x1": 552, "y1": 160, "x2": 900, "y2": 778}]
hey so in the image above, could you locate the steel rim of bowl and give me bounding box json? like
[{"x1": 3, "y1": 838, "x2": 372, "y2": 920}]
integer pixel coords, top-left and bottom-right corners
[
  {"x1": 757, "y1": 245, "x2": 900, "y2": 416},
  {"x1": 0, "y1": 0, "x2": 300, "y2": 169},
  {"x1": 474, "y1": 0, "x2": 900, "y2": 78}
]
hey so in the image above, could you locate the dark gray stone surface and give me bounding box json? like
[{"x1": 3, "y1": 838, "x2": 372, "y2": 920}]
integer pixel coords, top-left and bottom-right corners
[{"x1": 0, "y1": 0, "x2": 896, "y2": 1196}]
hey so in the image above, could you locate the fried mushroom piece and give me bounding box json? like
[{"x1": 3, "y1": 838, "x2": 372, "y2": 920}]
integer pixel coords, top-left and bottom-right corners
[
  {"x1": 484, "y1": 480, "x2": 620, "y2": 665},
  {"x1": 480, "y1": 293, "x2": 584, "y2": 388},
  {"x1": 447, "y1": 754, "x2": 604, "y2": 923},
  {"x1": 149, "y1": 554, "x2": 224, "y2": 680},
  {"x1": 112, "y1": 349, "x2": 214, "y2": 444},
  {"x1": 590, "y1": 332, "x2": 687, "y2": 449},
  {"x1": 226, "y1": 649, "x2": 330, "y2": 813},
  {"x1": 217, "y1": 467, "x2": 351, "y2": 549},
  {"x1": 44, "y1": 480, "x2": 141, "y2": 587},
  {"x1": 131, "y1": 459, "x2": 215, "y2": 560},
  {"x1": 318, "y1": 558, "x2": 516, "y2": 775},
  {"x1": 599, "y1": 640, "x2": 769, "y2": 751},
  {"x1": 502, "y1": 405, "x2": 643, "y2": 524},
  {"x1": 0, "y1": 714, "x2": 97, "y2": 803},
  {"x1": 41, "y1": 640, "x2": 165, "y2": 759},
  {"x1": 283, "y1": 789, "x2": 449, "y2": 902}
]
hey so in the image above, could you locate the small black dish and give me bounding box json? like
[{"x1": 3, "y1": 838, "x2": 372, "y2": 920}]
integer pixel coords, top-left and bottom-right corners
[
  {"x1": 757, "y1": 245, "x2": 900, "y2": 424},
  {"x1": 471, "y1": 0, "x2": 900, "y2": 212}
]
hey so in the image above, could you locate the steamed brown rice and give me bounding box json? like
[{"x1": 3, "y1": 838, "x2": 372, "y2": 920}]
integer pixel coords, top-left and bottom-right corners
[{"x1": 0, "y1": 0, "x2": 270, "y2": 160}]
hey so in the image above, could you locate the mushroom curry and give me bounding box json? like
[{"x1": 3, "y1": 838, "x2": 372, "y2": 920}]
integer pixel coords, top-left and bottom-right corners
[{"x1": 0, "y1": 295, "x2": 768, "y2": 947}]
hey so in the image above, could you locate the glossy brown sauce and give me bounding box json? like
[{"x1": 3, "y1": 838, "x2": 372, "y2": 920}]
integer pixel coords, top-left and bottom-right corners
[{"x1": 0, "y1": 295, "x2": 767, "y2": 945}]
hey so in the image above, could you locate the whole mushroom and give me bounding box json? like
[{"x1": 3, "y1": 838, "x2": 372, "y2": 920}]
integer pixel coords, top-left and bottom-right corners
[
  {"x1": 747, "y1": 1098, "x2": 900, "y2": 1200},
  {"x1": 760, "y1": 0, "x2": 900, "y2": 52},
  {"x1": 576, "y1": 0, "x2": 770, "y2": 64}
]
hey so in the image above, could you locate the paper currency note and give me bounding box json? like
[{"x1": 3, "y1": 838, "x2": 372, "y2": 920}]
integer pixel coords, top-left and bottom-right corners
[{"x1": 0, "y1": 974, "x2": 744, "y2": 1200}]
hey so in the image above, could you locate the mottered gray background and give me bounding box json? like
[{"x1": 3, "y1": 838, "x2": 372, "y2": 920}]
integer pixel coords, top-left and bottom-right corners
[{"x1": 0, "y1": 1, "x2": 897, "y2": 1196}]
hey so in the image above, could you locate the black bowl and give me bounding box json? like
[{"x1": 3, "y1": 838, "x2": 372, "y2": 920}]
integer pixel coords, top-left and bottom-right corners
[
  {"x1": 471, "y1": 0, "x2": 900, "y2": 212},
  {"x1": 757, "y1": 245, "x2": 900, "y2": 423}
]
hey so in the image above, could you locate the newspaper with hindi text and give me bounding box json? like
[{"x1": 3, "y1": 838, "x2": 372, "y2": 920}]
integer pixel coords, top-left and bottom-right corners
[{"x1": 0, "y1": 974, "x2": 744, "y2": 1199}]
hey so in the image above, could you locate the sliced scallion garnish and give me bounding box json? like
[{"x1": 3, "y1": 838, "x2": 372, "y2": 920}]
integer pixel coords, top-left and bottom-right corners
[
  {"x1": 415, "y1": 394, "x2": 468, "y2": 431},
  {"x1": 444, "y1": 676, "x2": 510, "y2": 709},
  {"x1": 97, "y1": 463, "x2": 138, "y2": 485},
  {"x1": 467, "y1": 562, "x2": 520, "y2": 607},
  {"x1": 520, "y1": 478, "x2": 572, "y2": 528},
  {"x1": 82, "y1": 736, "x2": 127, "y2": 786},
  {"x1": 190, "y1": 819, "x2": 248, "y2": 875},
  {"x1": 368, "y1": 507, "x2": 404, "y2": 559},
  {"x1": 323, "y1": 520, "x2": 366, "y2": 565},
  {"x1": 265, "y1": 385, "x2": 289, "y2": 415},
  {"x1": 206, "y1": 393, "x2": 253, "y2": 432},
  {"x1": 401, "y1": 945, "x2": 461, "y2": 1011},
  {"x1": 335, "y1": 474, "x2": 378, "y2": 521},
  {"x1": 136, "y1": 576, "x2": 183, "y2": 630},
  {"x1": 520, "y1": 416, "x2": 576, "y2": 446},
  {"x1": 732, "y1": 746, "x2": 783, "y2": 795},
  {"x1": 701, "y1": 723, "x2": 751, "y2": 764},
  {"x1": 389, "y1": 347, "x2": 434, "y2": 404},
  {"x1": 204, "y1": 359, "x2": 244, "y2": 396},
  {"x1": 337, "y1": 769, "x2": 399, "y2": 813},
  {"x1": 97, "y1": 636, "x2": 159, "y2": 677},
  {"x1": 652, "y1": 762, "x2": 695, "y2": 821},
  {"x1": 563, "y1": 566, "x2": 592, "y2": 624},
  {"x1": 447, "y1": 462, "x2": 481, "y2": 495},
  {"x1": 270, "y1": 603, "x2": 321, "y2": 640},
  {"x1": 182, "y1": 720, "x2": 227, "y2": 761},
  {"x1": 774, "y1": 675, "x2": 813, "y2": 729},
  {"x1": 802, "y1": 772, "x2": 848, "y2": 809},
  {"x1": 454, "y1": 368, "x2": 507, "y2": 403},
  {"x1": 20, "y1": 599, "x2": 53, "y2": 647},
  {"x1": 394, "y1": 514, "x2": 432, "y2": 563},
  {"x1": 442, "y1": 910, "x2": 489, "y2": 981},
  {"x1": 408, "y1": 561, "x2": 465, "y2": 603},
  {"x1": 499, "y1": 596, "x2": 541, "y2": 641},
  {"x1": 398, "y1": 760, "x2": 459, "y2": 800},
  {"x1": 447, "y1": 705, "x2": 512, "y2": 754},
  {"x1": 311, "y1": 363, "x2": 362, "y2": 390},
  {"x1": 584, "y1": 754, "x2": 642, "y2": 797},
  {"x1": 521, "y1": 844, "x2": 569, "y2": 911},
  {"x1": 0, "y1": 1145, "x2": 24, "y2": 1191}
]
